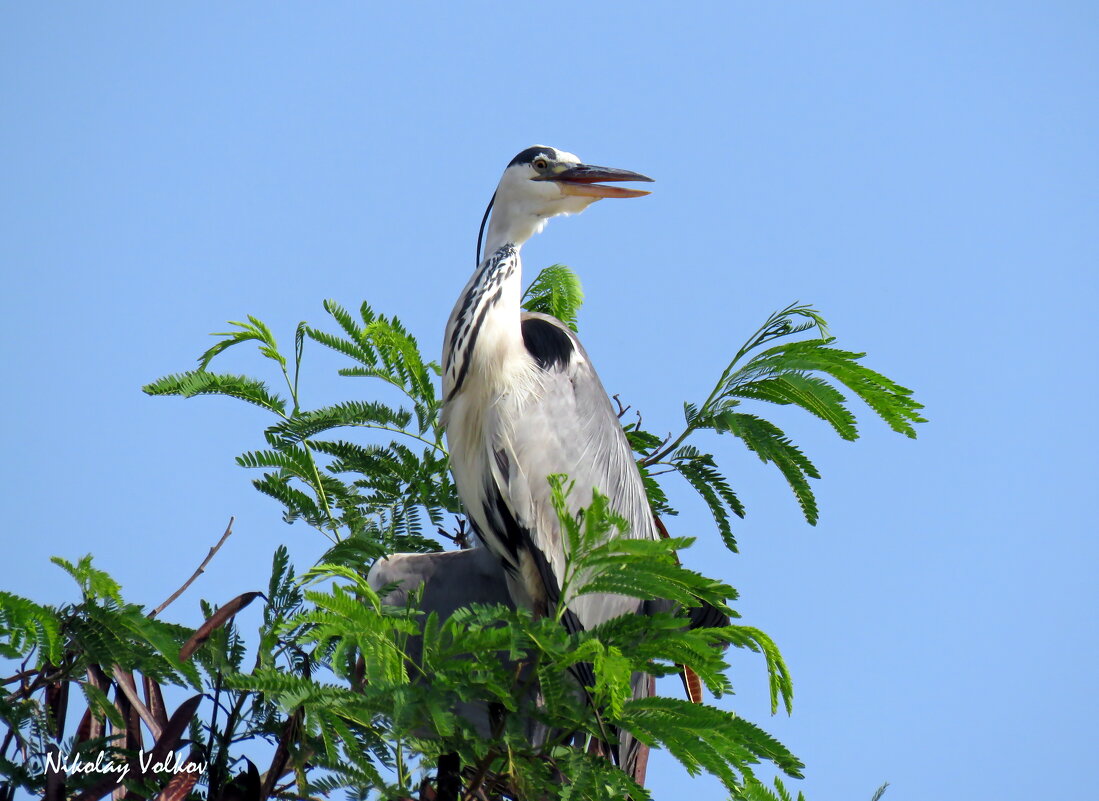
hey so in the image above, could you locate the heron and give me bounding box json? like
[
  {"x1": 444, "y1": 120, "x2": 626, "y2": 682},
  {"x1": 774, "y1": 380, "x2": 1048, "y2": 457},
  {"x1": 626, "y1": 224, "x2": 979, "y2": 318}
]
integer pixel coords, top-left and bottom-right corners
[
  {"x1": 369, "y1": 146, "x2": 722, "y2": 783},
  {"x1": 436, "y1": 145, "x2": 661, "y2": 778},
  {"x1": 442, "y1": 145, "x2": 656, "y2": 639}
]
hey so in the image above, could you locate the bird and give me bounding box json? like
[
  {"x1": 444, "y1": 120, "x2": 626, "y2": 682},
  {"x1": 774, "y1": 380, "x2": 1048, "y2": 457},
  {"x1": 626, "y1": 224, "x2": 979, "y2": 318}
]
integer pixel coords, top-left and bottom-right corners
[
  {"x1": 438, "y1": 146, "x2": 660, "y2": 776},
  {"x1": 369, "y1": 147, "x2": 725, "y2": 785},
  {"x1": 441, "y1": 144, "x2": 656, "y2": 638}
]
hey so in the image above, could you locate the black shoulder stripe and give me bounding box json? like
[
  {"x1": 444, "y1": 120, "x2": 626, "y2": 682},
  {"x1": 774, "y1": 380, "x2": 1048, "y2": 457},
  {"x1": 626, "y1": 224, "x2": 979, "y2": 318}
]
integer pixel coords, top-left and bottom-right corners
[{"x1": 521, "y1": 317, "x2": 574, "y2": 372}]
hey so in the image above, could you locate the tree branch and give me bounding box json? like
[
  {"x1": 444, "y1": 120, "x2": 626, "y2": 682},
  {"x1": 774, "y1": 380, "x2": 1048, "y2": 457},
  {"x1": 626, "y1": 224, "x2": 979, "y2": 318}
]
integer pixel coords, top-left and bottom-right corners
[{"x1": 150, "y1": 517, "x2": 234, "y2": 618}]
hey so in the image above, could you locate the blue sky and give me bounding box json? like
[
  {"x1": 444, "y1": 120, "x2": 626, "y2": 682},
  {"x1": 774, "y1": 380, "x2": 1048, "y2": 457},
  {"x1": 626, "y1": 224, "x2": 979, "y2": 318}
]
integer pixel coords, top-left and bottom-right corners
[{"x1": 2, "y1": 3, "x2": 1096, "y2": 799}]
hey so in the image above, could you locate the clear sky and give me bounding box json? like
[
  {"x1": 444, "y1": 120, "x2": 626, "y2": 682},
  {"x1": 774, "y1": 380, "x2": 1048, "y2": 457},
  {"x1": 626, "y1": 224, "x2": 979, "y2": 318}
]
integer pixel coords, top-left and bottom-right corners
[{"x1": 2, "y1": 3, "x2": 1096, "y2": 799}]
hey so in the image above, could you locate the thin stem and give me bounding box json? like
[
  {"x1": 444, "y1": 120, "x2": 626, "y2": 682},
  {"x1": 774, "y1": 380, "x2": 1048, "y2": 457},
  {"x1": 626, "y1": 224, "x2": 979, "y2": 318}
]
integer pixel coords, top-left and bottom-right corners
[
  {"x1": 346, "y1": 366, "x2": 430, "y2": 413},
  {"x1": 461, "y1": 747, "x2": 499, "y2": 801},
  {"x1": 278, "y1": 360, "x2": 297, "y2": 413},
  {"x1": 645, "y1": 466, "x2": 677, "y2": 477},
  {"x1": 300, "y1": 441, "x2": 336, "y2": 540},
  {"x1": 643, "y1": 428, "x2": 693, "y2": 467},
  {"x1": 347, "y1": 422, "x2": 448, "y2": 455},
  {"x1": 206, "y1": 669, "x2": 223, "y2": 780},
  {"x1": 292, "y1": 324, "x2": 305, "y2": 416},
  {"x1": 150, "y1": 518, "x2": 234, "y2": 618},
  {"x1": 0, "y1": 668, "x2": 41, "y2": 686},
  {"x1": 4, "y1": 666, "x2": 66, "y2": 704},
  {"x1": 394, "y1": 735, "x2": 408, "y2": 793}
]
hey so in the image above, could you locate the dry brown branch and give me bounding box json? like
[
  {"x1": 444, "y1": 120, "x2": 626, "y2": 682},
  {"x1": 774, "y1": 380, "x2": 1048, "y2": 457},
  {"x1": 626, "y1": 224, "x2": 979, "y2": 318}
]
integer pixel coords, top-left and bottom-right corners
[{"x1": 150, "y1": 517, "x2": 235, "y2": 619}]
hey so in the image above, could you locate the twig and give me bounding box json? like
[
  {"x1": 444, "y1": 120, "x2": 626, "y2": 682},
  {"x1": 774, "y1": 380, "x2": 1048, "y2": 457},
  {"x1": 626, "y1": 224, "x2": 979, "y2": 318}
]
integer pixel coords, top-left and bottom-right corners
[
  {"x1": 436, "y1": 519, "x2": 471, "y2": 550},
  {"x1": 461, "y1": 748, "x2": 498, "y2": 801},
  {"x1": 0, "y1": 667, "x2": 42, "y2": 686},
  {"x1": 206, "y1": 668, "x2": 224, "y2": 795},
  {"x1": 0, "y1": 725, "x2": 14, "y2": 761},
  {"x1": 150, "y1": 517, "x2": 234, "y2": 618},
  {"x1": 4, "y1": 667, "x2": 66, "y2": 704},
  {"x1": 645, "y1": 467, "x2": 675, "y2": 477},
  {"x1": 640, "y1": 430, "x2": 680, "y2": 468},
  {"x1": 612, "y1": 394, "x2": 631, "y2": 419}
]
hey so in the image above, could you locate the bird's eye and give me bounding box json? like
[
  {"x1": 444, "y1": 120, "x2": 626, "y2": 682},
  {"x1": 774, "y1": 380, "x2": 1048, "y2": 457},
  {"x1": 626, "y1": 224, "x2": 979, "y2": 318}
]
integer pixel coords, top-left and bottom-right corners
[{"x1": 533, "y1": 158, "x2": 548, "y2": 170}]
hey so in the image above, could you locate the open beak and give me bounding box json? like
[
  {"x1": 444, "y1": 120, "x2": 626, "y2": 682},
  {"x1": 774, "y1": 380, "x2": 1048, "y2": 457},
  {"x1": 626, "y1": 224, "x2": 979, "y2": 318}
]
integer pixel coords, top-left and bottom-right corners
[{"x1": 537, "y1": 163, "x2": 654, "y2": 198}]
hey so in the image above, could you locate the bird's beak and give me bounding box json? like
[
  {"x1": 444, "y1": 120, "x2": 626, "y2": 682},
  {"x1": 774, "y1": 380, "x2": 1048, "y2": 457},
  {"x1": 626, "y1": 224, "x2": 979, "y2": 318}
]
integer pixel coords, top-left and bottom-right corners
[{"x1": 536, "y1": 163, "x2": 654, "y2": 198}]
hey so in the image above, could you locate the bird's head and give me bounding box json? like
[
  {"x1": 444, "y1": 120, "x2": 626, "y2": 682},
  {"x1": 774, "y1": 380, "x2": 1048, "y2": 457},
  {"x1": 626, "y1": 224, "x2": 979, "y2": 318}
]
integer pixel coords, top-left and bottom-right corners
[{"x1": 479, "y1": 145, "x2": 653, "y2": 263}]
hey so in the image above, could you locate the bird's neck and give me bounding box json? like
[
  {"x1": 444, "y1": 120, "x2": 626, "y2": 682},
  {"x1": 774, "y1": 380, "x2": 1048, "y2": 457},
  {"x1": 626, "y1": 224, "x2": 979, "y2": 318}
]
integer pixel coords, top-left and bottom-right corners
[
  {"x1": 484, "y1": 196, "x2": 545, "y2": 257},
  {"x1": 473, "y1": 241, "x2": 525, "y2": 352},
  {"x1": 444, "y1": 239, "x2": 527, "y2": 401},
  {"x1": 470, "y1": 203, "x2": 538, "y2": 366}
]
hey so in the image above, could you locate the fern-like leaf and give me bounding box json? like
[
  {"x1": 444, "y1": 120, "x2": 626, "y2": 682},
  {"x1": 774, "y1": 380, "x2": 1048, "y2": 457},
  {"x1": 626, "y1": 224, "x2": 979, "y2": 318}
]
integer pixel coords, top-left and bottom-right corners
[
  {"x1": 522, "y1": 264, "x2": 585, "y2": 331},
  {"x1": 143, "y1": 371, "x2": 288, "y2": 415},
  {"x1": 712, "y1": 413, "x2": 820, "y2": 525},
  {"x1": 198, "y1": 316, "x2": 286, "y2": 371},
  {"x1": 264, "y1": 401, "x2": 412, "y2": 448}
]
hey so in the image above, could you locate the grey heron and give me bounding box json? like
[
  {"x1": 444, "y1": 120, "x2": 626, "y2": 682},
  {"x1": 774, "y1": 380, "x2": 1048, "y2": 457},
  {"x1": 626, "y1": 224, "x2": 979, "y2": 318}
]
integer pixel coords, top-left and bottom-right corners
[
  {"x1": 436, "y1": 146, "x2": 662, "y2": 778},
  {"x1": 442, "y1": 145, "x2": 656, "y2": 638},
  {"x1": 369, "y1": 147, "x2": 722, "y2": 786}
]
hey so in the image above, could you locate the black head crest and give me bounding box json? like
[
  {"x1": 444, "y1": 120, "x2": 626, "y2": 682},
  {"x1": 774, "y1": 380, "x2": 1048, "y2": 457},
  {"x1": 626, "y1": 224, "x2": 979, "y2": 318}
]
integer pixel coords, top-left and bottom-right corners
[{"x1": 508, "y1": 145, "x2": 558, "y2": 168}]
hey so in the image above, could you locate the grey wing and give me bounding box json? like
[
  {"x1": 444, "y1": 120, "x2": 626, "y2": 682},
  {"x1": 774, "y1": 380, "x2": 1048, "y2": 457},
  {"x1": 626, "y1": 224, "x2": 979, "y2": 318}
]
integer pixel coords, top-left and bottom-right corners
[
  {"x1": 485, "y1": 312, "x2": 656, "y2": 631},
  {"x1": 367, "y1": 547, "x2": 651, "y2": 774},
  {"x1": 367, "y1": 547, "x2": 513, "y2": 616},
  {"x1": 367, "y1": 549, "x2": 523, "y2": 740}
]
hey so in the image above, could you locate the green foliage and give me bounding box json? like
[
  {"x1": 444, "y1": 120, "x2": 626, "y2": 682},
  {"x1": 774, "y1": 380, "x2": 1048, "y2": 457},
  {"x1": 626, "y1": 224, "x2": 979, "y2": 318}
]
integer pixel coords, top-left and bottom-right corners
[
  {"x1": 636, "y1": 301, "x2": 925, "y2": 546},
  {"x1": 0, "y1": 266, "x2": 919, "y2": 799},
  {"x1": 142, "y1": 299, "x2": 454, "y2": 553},
  {"x1": 218, "y1": 496, "x2": 802, "y2": 800},
  {"x1": 0, "y1": 592, "x2": 62, "y2": 665},
  {"x1": 522, "y1": 263, "x2": 585, "y2": 331},
  {"x1": 199, "y1": 316, "x2": 290, "y2": 373},
  {"x1": 670, "y1": 446, "x2": 745, "y2": 552},
  {"x1": 50, "y1": 554, "x2": 124, "y2": 604},
  {"x1": 142, "y1": 273, "x2": 923, "y2": 556},
  {"x1": 620, "y1": 698, "x2": 801, "y2": 789},
  {"x1": 0, "y1": 557, "x2": 210, "y2": 798},
  {"x1": 143, "y1": 371, "x2": 288, "y2": 415},
  {"x1": 549, "y1": 478, "x2": 734, "y2": 622},
  {"x1": 730, "y1": 776, "x2": 806, "y2": 801}
]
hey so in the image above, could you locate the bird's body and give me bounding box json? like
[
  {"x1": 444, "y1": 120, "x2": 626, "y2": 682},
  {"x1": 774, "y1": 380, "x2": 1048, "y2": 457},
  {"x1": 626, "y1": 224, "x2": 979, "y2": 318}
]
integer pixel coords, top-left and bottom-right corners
[
  {"x1": 441, "y1": 146, "x2": 656, "y2": 632},
  {"x1": 366, "y1": 545, "x2": 655, "y2": 783},
  {"x1": 445, "y1": 309, "x2": 655, "y2": 627}
]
